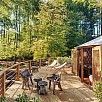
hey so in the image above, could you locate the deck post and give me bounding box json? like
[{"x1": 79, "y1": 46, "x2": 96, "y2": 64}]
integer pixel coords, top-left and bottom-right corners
[
  {"x1": 2, "y1": 72, "x2": 6, "y2": 96},
  {"x1": 29, "y1": 60, "x2": 32, "y2": 73},
  {"x1": 39, "y1": 59, "x2": 41, "y2": 68},
  {"x1": 100, "y1": 45, "x2": 102, "y2": 81},
  {"x1": 48, "y1": 58, "x2": 51, "y2": 65},
  {"x1": 16, "y1": 64, "x2": 20, "y2": 81},
  {"x1": 81, "y1": 48, "x2": 84, "y2": 82},
  {"x1": 77, "y1": 50, "x2": 80, "y2": 76}
]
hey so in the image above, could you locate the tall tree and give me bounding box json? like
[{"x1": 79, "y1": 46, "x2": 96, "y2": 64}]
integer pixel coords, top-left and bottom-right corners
[
  {"x1": 64, "y1": 0, "x2": 85, "y2": 55},
  {"x1": 0, "y1": 0, "x2": 41, "y2": 60},
  {"x1": 75, "y1": 0, "x2": 101, "y2": 40},
  {"x1": 31, "y1": 0, "x2": 67, "y2": 59}
]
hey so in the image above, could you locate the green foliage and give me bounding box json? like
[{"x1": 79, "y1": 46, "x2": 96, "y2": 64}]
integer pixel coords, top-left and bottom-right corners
[
  {"x1": 57, "y1": 56, "x2": 71, "y2": 64},
  {"x1": 0, "y1": 0, "x2": 41, "y2": 61},
  {"x1": 31, "y1": 40, "x2": 48, "y2": 60},
  {"x1": 0, "y1": 0, "x2": 101, "y2": 60},
  {"x1": 0, "y1": 96, "x2": 8, "y2": 102},
  {"x1": 33, "y1": 0, "x2": 67, "y2": 58},
  {"x1": 64, "y1": 0, "x2": 86, "y2": 55},
  {"x1": 74, "y1": 0, "x2": 100, "y2": 42},
  {"x1": 15, "y1": 93, "x2": 42, "y2": 102},
  {"x1": 0, "y1": 93, "x2": 42, "y2": 102},
  {"x1": 94, "y1": 81, "x2": 102, "y2": 102}
]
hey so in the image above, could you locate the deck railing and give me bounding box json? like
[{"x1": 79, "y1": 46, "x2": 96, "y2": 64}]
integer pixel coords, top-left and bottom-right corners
[
  {"x1": 0, "y1": 59, "x2": 47, "y2": 97},
  {"x1": 0, "y1": 61, "x2": 30, "y2": 97},
  {"x1": 0, "y1": 58, "x2": 72, "y2": 97},
  {"x1": 0, "y1": 70, "x2": 6, "y2": 96}
]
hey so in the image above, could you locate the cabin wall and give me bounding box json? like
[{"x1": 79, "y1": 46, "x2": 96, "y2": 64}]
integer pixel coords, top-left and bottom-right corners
[
  {"x1": 92, "y1": 45, "x2": 102, "y2": 88},
  {"x1": 72, "y1": 48, "x2": 78, "y2": 75},
  {"x1": 72, "y1": 45, "x2": 102, "y2": 88},
  {"x1": 101, "y1": 46, "x2": 102, "y2": 81}
]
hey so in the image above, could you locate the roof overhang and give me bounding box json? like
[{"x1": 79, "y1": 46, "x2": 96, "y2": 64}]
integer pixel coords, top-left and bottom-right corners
[{"x1": 76, "y1": 36, "x2": 102, "y2": 49}]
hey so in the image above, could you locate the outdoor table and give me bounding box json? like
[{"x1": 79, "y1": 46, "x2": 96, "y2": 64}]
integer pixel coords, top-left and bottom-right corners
[
  {"x1": 38, "y1": 81, "x2": 48, "y2": 95},
  {"x1": 38, "y1": 81, "x2": 47, "y2": 86},
  {"x1": 34, "y1": 77, "x2": 42, "y2": 90}
]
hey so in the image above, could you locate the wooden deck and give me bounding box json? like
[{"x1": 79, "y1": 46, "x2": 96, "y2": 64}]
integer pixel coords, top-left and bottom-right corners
[{"x1": 6, "y1": 66, "x2": 99, "y2": 102}]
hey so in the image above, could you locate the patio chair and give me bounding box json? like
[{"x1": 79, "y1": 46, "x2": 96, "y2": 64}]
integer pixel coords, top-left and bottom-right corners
[
  {"x1": 21, "y1": 69, "x2": 33, "y2": 90},
  {"x1": 47, "y1": 72, "x2": 62, "y2": 94},
  {"x1": 89, "y1": 75, "x2": 93, "y2": 86},
  {"x1": 53, "y1": 62, "x2": 67, "y2": 74},
  {"x1": 47, "y1": 60, "x2": 58, "y2": 69}
]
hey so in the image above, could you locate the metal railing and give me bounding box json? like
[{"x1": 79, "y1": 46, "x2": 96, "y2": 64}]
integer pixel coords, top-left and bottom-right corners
[
  {"x1": 0, "y1": 61, "x2": 29, "y2": 96},
  {"x1": 0, "y1": 59, "x2": 48, "y2": 96}
]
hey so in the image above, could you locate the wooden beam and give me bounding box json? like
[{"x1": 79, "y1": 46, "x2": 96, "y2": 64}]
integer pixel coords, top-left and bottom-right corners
[
  {"x1": 100, "y1": 45, "x2": 102, "y2": 81},
  {"x1": 81, "y1": 48, "x2": 84, "y2": 82},
  {"x1": 71, "y1": 49, "x2": 74, "y2": 74},
  {"x1": 2, "y1": 72, "x2": 6, "y2": 96},
  {"x1": 48, "y1": 58, "x2": 51, "y2": 65},
  {"x1": 16, "y1": 64, "x2": 20, "y2": 81},
  {"x1": 92, "y1": 47, "x2": 94, "y2": 89},
  {"x1": 77, "y1": 50, "x2": 80, "y2": 76},
  {"x1": 77, "y1": 45, "x2": 100, "y2": 49},
  {"x1": 39, "y1": 59, "x2": 41, "y2": 69},
  {"x1": 29, "y1": 60, "x2": 32, "y2": 73}
]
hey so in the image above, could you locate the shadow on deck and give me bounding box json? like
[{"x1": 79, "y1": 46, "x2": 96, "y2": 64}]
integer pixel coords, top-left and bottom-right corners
[{"x1": 6, "y1": 66, "x2": 99, "y2": 102}]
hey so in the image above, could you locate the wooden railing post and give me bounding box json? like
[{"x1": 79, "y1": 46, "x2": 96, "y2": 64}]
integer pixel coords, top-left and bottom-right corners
[
  {"x1": 81, "y1": 48, "x2": 84, "y2": 82},
  {"x1": 48, "y1": 58, "x2": 51, "y2": 65},
  {"x1": 2, "y1": 72, "x2": 6, "y2": 97},
  {"x1": 29, "y1": 60, "x2": 32, "y2": 73},
  {"x1": 39, "y1": 59, "x2": 41, "y2": 68},
  {"x1": 16, "y1": 64, "x2": 20, "y2": 81}
]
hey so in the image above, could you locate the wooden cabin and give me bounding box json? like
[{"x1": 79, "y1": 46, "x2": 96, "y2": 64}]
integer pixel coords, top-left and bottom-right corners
[{"x1": 72, "y1": 36, "x2": 102, "y2": 88}]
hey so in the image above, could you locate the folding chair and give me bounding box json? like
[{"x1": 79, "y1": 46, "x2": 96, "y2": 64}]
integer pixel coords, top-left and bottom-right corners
[
  {"x1": 47, "y1": 60, "x2": 57, "y2": 70},
  {"x1": 89, "y1": 75, "x2": 93, "y2": 86},
  {"x1": 53, "y1": 62, "x2": 67, "y2": 74}
]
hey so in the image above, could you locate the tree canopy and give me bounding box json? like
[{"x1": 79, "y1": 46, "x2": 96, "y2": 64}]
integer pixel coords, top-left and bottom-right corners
[{"x1": 0, "y1": 0, "x2": 102, "y2": 60}]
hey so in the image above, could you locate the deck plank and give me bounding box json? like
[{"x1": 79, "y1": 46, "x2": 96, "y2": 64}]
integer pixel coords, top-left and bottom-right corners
[{"x1": 6, "y1": 66, "x2": 99, "y2": 102}]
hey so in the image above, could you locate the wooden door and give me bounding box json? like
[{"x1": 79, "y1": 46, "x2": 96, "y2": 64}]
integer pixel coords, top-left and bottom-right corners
[
  {"x1": 92, "y1": 46, "x2": 102, "y2": 88},
  {"x1": 72, "y1": 48, "x2": 78, "y2": 75}
]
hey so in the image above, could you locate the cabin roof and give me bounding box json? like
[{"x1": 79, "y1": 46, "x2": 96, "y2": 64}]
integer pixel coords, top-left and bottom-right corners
[{"x1": 77, "y1": 36, "x2": 102, "y2": 48}]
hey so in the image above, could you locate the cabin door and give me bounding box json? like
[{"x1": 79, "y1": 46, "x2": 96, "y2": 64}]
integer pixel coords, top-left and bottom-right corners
[{"x1": 92, "y1": 46, "x2": 102, "y2": 88}]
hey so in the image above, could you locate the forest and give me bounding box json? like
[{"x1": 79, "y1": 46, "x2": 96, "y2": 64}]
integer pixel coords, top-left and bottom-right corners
[{"x1": 0, "y1": 0, "x2": 102, "y2": 61}]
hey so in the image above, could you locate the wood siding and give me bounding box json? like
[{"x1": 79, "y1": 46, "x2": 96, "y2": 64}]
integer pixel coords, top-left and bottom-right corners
[
  {"x1": 92, "y1": 46, "x2": 102, "y2": 88},
  {"x1": 72, "y1": 48, "x2": 78, "y2": 75}
]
